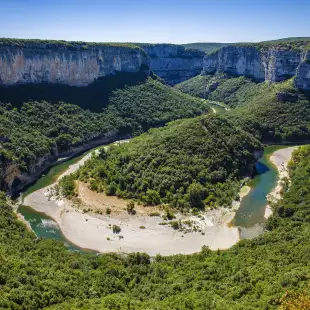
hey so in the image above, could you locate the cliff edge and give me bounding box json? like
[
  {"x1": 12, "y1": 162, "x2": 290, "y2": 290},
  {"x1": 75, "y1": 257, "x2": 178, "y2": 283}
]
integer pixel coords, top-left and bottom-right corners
[{"x1": 203, "y1": 42, "x2": 310, "y2": 90}]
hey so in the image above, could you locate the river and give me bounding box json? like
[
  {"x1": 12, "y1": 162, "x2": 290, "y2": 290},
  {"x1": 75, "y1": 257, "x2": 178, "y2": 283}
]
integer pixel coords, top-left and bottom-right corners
[
  {"x1": 19, "y1": 149, "x2": 96, "y2": 252},
  {"x1": 18, "y1": 143, "x2": 287, "y2": 252},
  {"x1": 17, "y1": 102, "x2": 287, "y2": 252}
]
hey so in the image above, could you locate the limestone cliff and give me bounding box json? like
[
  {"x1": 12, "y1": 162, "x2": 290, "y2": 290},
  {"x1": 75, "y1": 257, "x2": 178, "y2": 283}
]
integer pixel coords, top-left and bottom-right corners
[
  {"x1": 140, "y1": 44, "x2": 205, "y2": 85},
  {"x1": 295, "y1": 51, "x2": 310, "y2": 90},
  {"x1": 0, "y1": 40, "x2": 150, "y2": 86},
  {"x1": 203, "y1": 45, "x2": 310, "y2": 90}
]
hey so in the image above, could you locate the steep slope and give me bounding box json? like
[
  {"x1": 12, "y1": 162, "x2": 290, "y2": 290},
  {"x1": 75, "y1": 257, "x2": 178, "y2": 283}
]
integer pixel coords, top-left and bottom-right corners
[
  {"x1": 75, "y1": 114, "x2": 262, "y2": 208},
  {"x1": 203, "y1": 39, "x2": 310, "y2": 90},
  {"x1": 0, "y1": 39, "x2": 152, "y2": 111},
  {"x1": 1, "y1": 146, "x2": 310, "y2": 309},
  {"x1": 0, "y1": 39, "x2": 206, "y2": 109},
  {"x1": 138, "y1": 44, "x2": 205, "y2": 85},
  {"x1": 0, "y1": 78, "x2": 206, "y2": 193},
  {"x1": 0, "y1": 38, "x2": 149, "y2": 86},
  {"x1": 176, "y1": 74, "x2": 310, "y2": 143}
]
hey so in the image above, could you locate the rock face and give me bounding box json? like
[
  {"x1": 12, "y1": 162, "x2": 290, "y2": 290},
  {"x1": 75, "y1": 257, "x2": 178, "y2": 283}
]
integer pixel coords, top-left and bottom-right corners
[
  {"x1": 204, "y1": 46, "x2": 265, "y2": 81},
  {"x1": 0, "y1": 40, "x2": 205, "y2": 87},
  {"x1": 140, "y1": 44, "x2": 205, "y2": 85},
  {"x1": 295, "y1": 51, "x2": 310, "y2": 90},
  {"x1": 0, "y1": 41, "x2": 150, "y2": 86},
  {"x1": 203, "y1": 45, "x2": 310, "y2": 90}
]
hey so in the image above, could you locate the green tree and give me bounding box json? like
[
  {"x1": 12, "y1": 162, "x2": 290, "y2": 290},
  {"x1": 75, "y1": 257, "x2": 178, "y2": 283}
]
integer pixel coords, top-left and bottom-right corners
[
  {"x1": 187, "y1": 182, "x2": 206, "y2": 209},
  {"x1": 145, "y1": 189, "x2": 161, "y2": 205},
  {"x1": 126, "y1": 201, "x2": 135, "y2": 214}
]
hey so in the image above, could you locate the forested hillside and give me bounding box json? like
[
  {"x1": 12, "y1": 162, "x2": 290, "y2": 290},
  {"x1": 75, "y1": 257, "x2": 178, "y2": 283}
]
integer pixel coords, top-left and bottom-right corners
[
  {"x1": 175, "y1": 75, "x2": 310, "y2": 142},
  {"x1": 1, "y1": 146, "x2": 310, "y2": 309},
  {"x1": 0, "y1": 78, "x2": 206, "y2": 191},
  {"x1": 75, "y1": 115, "x2": 262, "y2": 208},
  {"x1": 2, "y1": 35, "x2": 310, "y2": 310}
]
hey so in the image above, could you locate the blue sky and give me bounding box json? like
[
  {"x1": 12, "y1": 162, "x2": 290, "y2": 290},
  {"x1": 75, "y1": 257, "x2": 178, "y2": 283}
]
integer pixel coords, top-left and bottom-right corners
[{"x1": 0, "y1": 0, "x2": 309, "y2": 43}]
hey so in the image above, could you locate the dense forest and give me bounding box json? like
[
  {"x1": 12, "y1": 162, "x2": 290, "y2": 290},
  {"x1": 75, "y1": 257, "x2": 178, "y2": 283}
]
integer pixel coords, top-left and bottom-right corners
[
  {"x1": 0, "y1": 78, "x2": 206, "y2": 189},
  {"x1": 175, "y1": 75, "x2": 310, "y2": 142},
  {"x1": 2, "y1": 36, "x2": 310, "y2": 309},
  {"x1": 74, "y1": 115, "x2": 262, "y2": 208},
  {"x1": 1, "y1": 146, "x2": 310, "y2": 309}
]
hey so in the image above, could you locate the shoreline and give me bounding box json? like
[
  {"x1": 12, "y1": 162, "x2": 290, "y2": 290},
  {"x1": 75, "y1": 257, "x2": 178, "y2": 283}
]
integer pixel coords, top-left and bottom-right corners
[
  {"x1": 22, "y1": 149, "x2": 252, "y2": 256},
  {"x1": 10, "y1": 132, "x2": 121, "y2": 196},
  {"x1": 264, "y1": 146, "x2": 298, "y2": 219}
]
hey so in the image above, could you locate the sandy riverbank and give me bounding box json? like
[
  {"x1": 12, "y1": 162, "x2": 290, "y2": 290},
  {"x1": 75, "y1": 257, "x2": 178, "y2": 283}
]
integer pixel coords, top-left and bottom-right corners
[
  {"x1": 22, "y1": 148, "x2": 253, "y2": 255},
  {"x1": 264, "y1": 146, "x2": 299, "y2": 219}
]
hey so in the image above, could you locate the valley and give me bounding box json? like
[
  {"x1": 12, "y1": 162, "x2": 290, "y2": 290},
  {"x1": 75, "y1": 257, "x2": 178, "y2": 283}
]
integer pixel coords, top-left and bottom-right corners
[
  {"x1": 19, "y1": 141, "x2": 296, "y2": 255},
  {"x1": 1, "y1": 35, "x2": 310, "y2": 309}
]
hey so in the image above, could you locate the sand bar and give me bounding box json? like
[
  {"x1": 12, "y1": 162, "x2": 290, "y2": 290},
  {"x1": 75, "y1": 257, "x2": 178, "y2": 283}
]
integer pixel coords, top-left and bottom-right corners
[
  {"x1": 264, "y1": 146, "x2": 299, "y2": 219},
  {"x1": 23, "y1": 148, "x2": 251, "y2": 256}
]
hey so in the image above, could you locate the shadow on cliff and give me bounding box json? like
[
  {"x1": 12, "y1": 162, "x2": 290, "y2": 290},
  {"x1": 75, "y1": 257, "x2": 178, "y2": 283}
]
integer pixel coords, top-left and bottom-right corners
[{"x1": 0, "y1": 71, "x2": 148, "y2": 112}]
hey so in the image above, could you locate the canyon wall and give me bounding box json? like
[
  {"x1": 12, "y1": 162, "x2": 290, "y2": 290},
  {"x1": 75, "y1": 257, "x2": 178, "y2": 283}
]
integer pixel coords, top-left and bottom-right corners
[
  {"x1": 0, "y1": 40, "x2": 205, "y2": 87},
  {"x1": 140, "y1": 44, "x2": 205, "y2": 85},
  {"x1": 1, "y1": 40, "x2": 309, "y2": 90},
  {"x1": 295, "y1": 50, "x2": 310, "y2": 90},
  {"x1": 0, "y1": 41, "x2": 150, "y2": 86},
  {"x1": 203, "y1": 45, "x2": 310, "y2": 90}
]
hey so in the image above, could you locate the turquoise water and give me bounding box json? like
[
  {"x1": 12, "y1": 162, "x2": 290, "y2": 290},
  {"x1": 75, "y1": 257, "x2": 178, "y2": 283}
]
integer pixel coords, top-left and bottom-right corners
[
  {"x1": 19, "y1": 148, "x2": 97, "y2": 252},
  {"x1": 23, "y1": 151, "x2": 89, "y2": 197},
  {"x1": 18, "y1": 204, "x2": 80, "y2": 251},
  {"x1": 232, "y1": 145, "x2": 287, "y2": 227}
]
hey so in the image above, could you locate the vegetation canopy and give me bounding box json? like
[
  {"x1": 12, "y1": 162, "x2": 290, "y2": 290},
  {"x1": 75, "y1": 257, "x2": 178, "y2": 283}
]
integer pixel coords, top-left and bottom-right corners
[
  {"x1": 0, "y1": 78, "x2": 206, "y2": 190},
  {"x1": 175, "y1": 75, "x2": 310, "y2": 143},
  {"x1": 75, "y1": 115, "x2": 262, "y2": 208},
  {"x1": 1, "y1": 146, "x2": 310, "y2": 309}
]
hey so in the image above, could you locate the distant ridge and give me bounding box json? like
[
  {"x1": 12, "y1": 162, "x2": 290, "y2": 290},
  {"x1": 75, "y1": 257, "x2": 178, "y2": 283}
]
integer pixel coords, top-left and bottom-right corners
[
  {"x1": 182, "y1": 42, "x2": 228, "y2": 54},
  {"x1": 182, "y1": 37, "x2": 310, "y2": 54}
]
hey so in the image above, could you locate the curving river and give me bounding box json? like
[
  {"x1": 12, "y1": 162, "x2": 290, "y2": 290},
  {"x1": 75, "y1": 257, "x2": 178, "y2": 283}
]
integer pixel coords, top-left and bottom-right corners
[
  {"x1": 18, "y1": 143, "x2": 286, "y2": 251},
  {"x1": 17, "y1": 103, "x2": 289, "y2": 252},
  {"x1": 19, "y1": 150, "x2": 96, "y2": 252}
]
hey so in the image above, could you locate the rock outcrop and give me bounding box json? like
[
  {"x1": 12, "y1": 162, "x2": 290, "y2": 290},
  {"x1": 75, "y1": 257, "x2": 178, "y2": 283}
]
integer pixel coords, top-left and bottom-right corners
[
  {"x1": 203, "y1": 45, "x2": 310, "y2": 90},
  {"x1": 0, "y1": 40, "x2": 205, "y2": 87},
  {"x1": 0, "y1": 40, "x2": 150, "y2": 86},
  {"x1": 295, "y1": 51, "x2": 310, "y2": 90},
  {"x1": 204, "y1": 46, "x2": 265, "y2": 81},
  {"x1": 140, "y1": 44, "x2": 205, "y2": 85}
]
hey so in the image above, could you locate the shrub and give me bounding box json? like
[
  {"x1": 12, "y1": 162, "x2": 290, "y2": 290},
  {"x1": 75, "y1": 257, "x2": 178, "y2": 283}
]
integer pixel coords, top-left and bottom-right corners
[
  {"x1": 106, "y1": 182, "x2": 117, "y2": 195},
  {"x1": 170, "y1": 221, "x2": 179, "y2": 230},
  {"x1": 149, "y1": 212, "x2": 160, "y2": 217},
  {"x1": 165, "y1": 208, "x2": 175, "y2": 220},
  {"x1": 126, "y1": 201, "x2": 135, "y2": 215},
  {"x1": 58, "y1": 175, "x2": 76, "y2": 198},
  {"x1": 112, "y1": 225, "x2": 121, "y2": 234}
]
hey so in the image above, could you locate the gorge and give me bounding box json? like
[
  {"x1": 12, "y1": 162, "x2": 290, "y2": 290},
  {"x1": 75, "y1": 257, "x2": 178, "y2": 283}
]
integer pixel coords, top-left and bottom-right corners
[
  {"x1": 203, "y1": 42, "x2": 310, "y2": 90},
  {"x1": 2, "y1": 36, "x2": 310, "y2": 310},
  {"x1": 0, "y1": 39, "x2": 206, "y2": 88}
]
